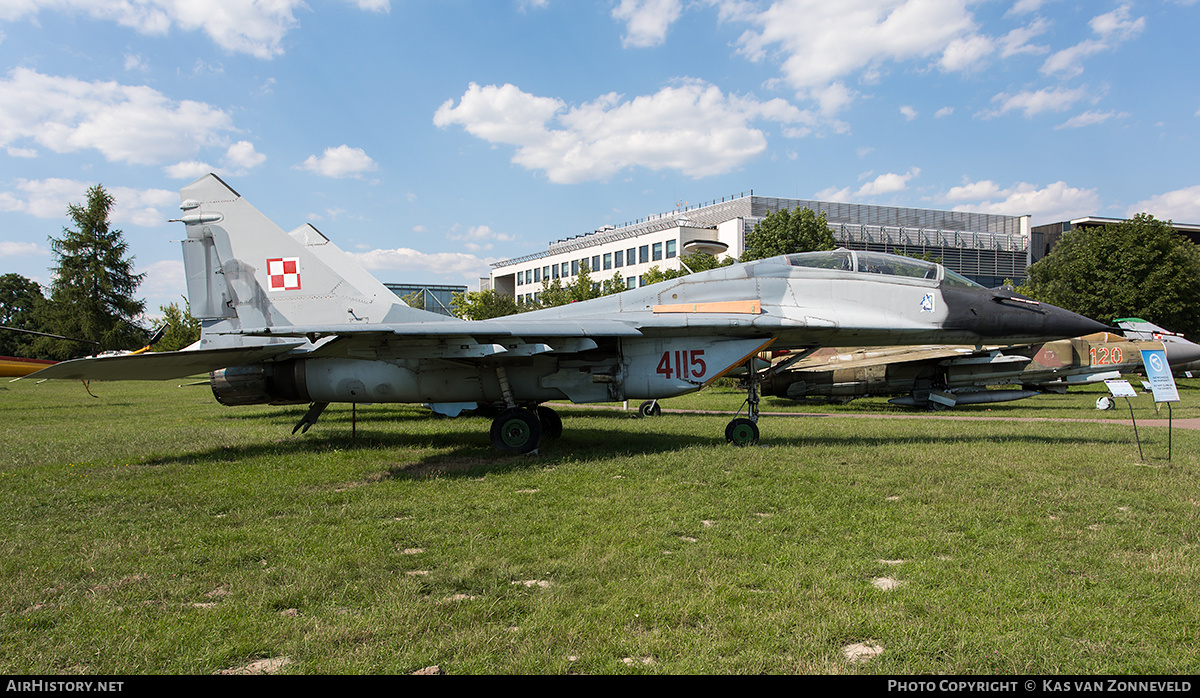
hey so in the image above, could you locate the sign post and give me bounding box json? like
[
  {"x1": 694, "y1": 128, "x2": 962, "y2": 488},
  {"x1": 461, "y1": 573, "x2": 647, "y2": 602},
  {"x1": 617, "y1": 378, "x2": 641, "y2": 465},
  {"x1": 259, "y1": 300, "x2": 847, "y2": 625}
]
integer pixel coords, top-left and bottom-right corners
[
  {"x1": 1105, "y1": 379, "x2": 1142, "y2": 462},
  {"x1": 1140, "y1": 344, "x2": 1181, "y2": 463}
]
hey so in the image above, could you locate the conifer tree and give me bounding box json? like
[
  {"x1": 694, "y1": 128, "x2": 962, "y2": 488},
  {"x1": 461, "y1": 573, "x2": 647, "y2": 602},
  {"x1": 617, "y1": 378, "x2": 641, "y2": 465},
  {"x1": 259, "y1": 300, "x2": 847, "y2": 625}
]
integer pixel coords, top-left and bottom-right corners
[{"x1": 37, "y1": 185, "x2": 146, "y2": 358}]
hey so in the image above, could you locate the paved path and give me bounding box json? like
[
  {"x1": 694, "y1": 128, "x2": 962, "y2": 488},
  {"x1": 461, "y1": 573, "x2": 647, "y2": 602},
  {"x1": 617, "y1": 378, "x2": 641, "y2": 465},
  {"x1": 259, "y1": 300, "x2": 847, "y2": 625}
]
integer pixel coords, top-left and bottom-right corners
[{"x1": 557, "y1": 402, "x2": 1200, "y2": 431}]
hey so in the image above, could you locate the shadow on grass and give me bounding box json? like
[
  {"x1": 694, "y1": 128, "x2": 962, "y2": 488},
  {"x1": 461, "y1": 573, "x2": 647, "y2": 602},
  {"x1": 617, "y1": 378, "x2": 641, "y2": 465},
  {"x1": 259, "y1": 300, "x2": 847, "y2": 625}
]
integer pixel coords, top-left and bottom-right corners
[{"x1": 135, "y1": 402, "x2": 1137, "y2": 483}]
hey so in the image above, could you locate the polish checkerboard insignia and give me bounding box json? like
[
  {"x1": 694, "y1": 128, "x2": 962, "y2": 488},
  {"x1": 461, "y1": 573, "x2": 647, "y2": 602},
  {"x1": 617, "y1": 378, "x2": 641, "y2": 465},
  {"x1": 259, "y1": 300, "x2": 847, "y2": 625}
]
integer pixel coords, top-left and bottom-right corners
[{"x1": 267, "y1": 257, "x2": 301, "y2": 291}]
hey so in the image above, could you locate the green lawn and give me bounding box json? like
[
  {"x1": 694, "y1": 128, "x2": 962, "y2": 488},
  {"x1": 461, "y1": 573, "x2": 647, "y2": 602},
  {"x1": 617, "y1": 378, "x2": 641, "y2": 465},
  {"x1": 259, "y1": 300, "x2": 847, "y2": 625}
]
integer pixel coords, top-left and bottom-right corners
[{"x1": 1, "y1": 377, "x2": 1197, "y2": 674}]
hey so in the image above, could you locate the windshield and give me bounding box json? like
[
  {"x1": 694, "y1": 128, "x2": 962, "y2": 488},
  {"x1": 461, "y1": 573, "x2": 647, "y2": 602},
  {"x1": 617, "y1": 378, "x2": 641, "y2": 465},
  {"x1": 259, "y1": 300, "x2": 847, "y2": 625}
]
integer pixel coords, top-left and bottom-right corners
[
  {"x1": 853, "y1": 251, "x2": 938, "y2": 279},
  {"x1": 783, "y1": 248, "x2": 986, "y2": 288},
  {"x1": 941, "y1": 268, "x2": 982, "y2": 288},
  {"x1": 785, "y1": 249, "x2": 852, "y2": 270}
]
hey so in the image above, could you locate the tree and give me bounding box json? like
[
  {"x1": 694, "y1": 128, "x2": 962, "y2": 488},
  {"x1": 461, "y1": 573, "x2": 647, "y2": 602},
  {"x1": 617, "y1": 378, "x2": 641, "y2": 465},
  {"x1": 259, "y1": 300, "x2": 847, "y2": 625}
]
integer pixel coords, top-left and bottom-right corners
[
  {"x1": 0, "y1": 273, "x2": 48, "y2": 357},
  {"x1": 601, "y1": 271, "x2": 629, "y2": 296},
  {"x1": 35, "y1": 185, "x2": 147, "y2": 358},
  {"x1": 1021, "y1": 214, "x2": 1200, "y2": 338},
  {"x1": 450, "y1": 289, "x2": 521, "y2": 320},
  {"x1": 741, "y1": 207, "x2": 836, "y2": 261},
  {"x1": 674, "y1": 251, "x2": 735, "y2": 274},
  {"x1": 537, "y1": 263, "x2": 602, "y2": 308},
  {"x1": 151, "y1": 299, "x2": 202, "y2": 352}
]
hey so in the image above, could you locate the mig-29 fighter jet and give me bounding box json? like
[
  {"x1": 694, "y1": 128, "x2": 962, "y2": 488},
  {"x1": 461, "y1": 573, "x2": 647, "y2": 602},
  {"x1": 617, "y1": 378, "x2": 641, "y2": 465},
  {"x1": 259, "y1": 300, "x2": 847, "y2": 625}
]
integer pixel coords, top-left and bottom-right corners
[{"x1": 24, "y1": 175, "x2": 1109, "y2": 452}]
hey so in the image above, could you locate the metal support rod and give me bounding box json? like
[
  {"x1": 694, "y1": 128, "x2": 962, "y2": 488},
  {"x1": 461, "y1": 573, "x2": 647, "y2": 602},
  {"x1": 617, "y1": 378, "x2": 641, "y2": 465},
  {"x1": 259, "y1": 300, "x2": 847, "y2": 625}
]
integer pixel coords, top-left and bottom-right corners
[
  {"x1": 1126, "y1": 397, "x2": 1143, "y2": 462},
  {"x1": 1168, "y1": 402, "x2": 1173, "y2": 464},
  {"x1": 496, "y1": 365, "x2": 517, "y2": 408}
]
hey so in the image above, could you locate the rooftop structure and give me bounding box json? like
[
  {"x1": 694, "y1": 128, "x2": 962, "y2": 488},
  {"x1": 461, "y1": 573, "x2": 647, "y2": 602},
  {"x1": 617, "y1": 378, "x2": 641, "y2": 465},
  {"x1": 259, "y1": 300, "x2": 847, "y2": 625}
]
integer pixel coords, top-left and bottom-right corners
[{"x1": 490, "y1": 193, "x2": 1031, "y2": 300}]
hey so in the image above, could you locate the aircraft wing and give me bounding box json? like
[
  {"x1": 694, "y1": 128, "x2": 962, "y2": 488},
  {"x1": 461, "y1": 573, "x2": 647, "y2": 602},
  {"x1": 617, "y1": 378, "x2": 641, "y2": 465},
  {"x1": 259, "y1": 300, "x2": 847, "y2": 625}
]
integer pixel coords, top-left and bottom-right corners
[
  {"x1": 784, "y1": 345, "x2": 986, "y2": 372},
  {"x1": 230, "y1": 318, "x2": 644, "y2": 340},
  {"x1": 20, "y1": 342, "x2": 305, "y2": 382}
]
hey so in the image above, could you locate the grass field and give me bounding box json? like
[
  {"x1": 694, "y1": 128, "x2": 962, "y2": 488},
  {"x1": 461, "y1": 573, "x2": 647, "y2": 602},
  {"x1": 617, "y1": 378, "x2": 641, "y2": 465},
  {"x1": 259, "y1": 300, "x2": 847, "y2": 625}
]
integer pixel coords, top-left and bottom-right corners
[{"x1": 2, "y1": 376, "x2": 1198, "y2": 674}]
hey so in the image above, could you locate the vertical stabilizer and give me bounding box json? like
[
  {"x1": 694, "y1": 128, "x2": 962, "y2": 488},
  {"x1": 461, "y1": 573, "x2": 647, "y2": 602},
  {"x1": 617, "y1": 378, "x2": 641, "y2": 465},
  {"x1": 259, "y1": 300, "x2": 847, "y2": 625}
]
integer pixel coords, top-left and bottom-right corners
[{"x1": 175, "y1": 174, "x2": 446, "y2": 329}]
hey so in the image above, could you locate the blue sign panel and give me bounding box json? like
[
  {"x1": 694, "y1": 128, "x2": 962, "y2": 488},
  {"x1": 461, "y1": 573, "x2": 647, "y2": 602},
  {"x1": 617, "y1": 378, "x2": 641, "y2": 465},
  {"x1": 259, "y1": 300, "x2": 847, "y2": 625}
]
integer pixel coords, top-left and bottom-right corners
[{"x1": 1140, "y1": 346, "x2": 1180, "y2": 403}]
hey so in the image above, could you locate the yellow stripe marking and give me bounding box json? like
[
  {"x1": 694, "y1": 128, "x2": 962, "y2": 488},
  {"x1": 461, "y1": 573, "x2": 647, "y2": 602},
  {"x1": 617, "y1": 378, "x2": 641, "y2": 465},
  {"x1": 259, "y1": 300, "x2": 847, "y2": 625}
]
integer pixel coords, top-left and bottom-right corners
[{"x1": 652, "y1": 299, "x2": 761, "y2": 314}]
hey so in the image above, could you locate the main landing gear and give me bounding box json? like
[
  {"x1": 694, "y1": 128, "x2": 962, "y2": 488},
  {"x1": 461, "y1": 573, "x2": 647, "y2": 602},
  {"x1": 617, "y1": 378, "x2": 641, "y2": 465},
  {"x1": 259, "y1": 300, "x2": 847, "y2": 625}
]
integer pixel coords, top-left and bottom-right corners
[
  {"x1": 487, "y1": 366, "x2": 561, "y2": 454},
  {"x1": 488, "y1": 405, "x2": 562, "y2": 454}
]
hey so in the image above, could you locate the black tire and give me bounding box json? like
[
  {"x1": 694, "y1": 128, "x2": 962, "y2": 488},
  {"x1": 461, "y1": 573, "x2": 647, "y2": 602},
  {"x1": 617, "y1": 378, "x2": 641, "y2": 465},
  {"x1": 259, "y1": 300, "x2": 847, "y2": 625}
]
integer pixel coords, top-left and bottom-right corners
[
  {"x1": 638, "y1": 400, "x2": 662, "y2": 418},
  {"x1": 725, "y1": 418, "x2": 759, "y2": 446},
  {"x1": 490, "y1": 408, "x2": 543, "y2": 454},
  {"x1": 536, "y1": 405, "x2": 563, "y2": 439}
]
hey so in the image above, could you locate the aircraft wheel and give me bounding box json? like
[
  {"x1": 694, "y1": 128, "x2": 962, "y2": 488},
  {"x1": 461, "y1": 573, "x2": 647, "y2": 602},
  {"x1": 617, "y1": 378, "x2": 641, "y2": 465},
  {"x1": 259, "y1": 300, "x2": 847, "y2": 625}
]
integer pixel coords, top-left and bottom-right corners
[
  {"x1": 491, "y1": 408, "x2": 543, "y2": 454},
  {"x1": 638, "y1": 400, "x2": 662, "y2": 418},
  {"x1": 536, "y1": 405, "x2": 563, "y2": 439},
  {"x1": 725, "y1": 418, "x2": 759, "y2": 447}
]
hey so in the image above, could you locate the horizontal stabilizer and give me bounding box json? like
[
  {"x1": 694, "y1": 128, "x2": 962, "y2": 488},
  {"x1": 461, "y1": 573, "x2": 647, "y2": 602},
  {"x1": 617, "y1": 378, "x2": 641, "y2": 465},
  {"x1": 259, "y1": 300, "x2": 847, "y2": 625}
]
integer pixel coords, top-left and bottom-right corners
[{"x1": 21, "y1": 343, "x2": 304, "y2": 382}]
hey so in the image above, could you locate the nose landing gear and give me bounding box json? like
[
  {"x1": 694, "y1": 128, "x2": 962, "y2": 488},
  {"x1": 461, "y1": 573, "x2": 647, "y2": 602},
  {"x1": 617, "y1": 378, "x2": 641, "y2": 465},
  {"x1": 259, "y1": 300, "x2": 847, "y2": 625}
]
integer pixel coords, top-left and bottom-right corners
[{"x1": 726, "y1": 359, "x2": 761, "y2": 446}]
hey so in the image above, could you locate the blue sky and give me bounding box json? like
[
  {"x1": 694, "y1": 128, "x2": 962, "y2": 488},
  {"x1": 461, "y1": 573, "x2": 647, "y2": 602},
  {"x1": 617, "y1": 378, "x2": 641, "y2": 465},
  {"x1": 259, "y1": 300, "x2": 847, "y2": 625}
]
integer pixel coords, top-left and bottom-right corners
[{"x1": 1, "y1": 0, "x2": 1198, "y2": 316}]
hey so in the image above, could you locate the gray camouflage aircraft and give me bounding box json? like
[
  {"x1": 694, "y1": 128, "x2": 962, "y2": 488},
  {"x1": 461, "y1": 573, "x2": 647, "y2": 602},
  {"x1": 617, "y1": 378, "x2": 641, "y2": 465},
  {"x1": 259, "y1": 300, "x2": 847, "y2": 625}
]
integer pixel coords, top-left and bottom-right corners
[
  {"x1": 1116, "y1": 318, "x2": 1200, "y2": 376},
  {"x1": 757, "y1": 330, "x2": 1200, "y2": 409},
  {"x1": 24, "y1": 174, "x2": 1109, "y2": 452}
]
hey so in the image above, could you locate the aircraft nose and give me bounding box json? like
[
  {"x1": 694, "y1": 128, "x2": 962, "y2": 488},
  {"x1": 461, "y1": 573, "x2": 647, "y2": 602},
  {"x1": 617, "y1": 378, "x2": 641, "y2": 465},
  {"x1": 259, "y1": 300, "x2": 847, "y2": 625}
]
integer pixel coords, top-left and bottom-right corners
[
  {"x1": 943, "y1": 288, "x2": 1109, "y2": 342},
  {"x1": 1164, "y1": 339, "x2": 1200, "y2": 367}
]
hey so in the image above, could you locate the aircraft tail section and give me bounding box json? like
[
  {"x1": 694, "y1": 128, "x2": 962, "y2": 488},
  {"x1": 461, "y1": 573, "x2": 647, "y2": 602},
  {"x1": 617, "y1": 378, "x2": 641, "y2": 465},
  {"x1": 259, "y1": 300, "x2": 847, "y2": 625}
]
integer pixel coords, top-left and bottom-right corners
[{"x1": 176, "y1": 174, "x2": 443, "y2": 332}]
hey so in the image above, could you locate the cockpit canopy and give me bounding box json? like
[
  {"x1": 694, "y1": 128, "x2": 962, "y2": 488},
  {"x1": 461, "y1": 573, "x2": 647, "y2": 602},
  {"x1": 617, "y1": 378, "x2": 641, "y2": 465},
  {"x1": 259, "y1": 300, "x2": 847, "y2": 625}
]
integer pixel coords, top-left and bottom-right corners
[{"x1": 784, "y1": 248, "x2": 982, "y2": 288}]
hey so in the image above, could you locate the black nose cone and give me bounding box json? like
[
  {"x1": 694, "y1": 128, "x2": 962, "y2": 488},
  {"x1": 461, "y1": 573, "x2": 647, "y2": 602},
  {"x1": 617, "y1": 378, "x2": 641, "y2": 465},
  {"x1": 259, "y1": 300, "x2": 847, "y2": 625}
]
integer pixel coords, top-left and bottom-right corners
[{"x1": 944, "y1": 287, "x2": 1109, "y2": 342}]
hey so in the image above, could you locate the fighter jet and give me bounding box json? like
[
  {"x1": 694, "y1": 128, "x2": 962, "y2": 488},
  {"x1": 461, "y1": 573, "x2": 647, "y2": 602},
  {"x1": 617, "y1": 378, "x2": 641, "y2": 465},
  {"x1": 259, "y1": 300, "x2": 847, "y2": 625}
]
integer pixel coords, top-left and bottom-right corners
[
  {"x1": 1115, "y1": 318, "x2": 1200, "y2": 376},
  {"x1": 758, "y1": 329, "x2": 1200, "y2": 409},
  {"x1": 23, "y1": 174, "x2": 1109, "y2": 451}
]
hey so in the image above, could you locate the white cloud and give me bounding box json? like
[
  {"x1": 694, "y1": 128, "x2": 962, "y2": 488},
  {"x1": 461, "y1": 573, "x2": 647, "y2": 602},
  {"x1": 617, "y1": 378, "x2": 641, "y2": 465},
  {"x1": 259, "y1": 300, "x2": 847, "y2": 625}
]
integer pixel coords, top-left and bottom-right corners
[
  {"x1": 0, "y1": 178, "x2": 175, "y2": 226},
  {"x1": 1006, "y1": 0, "x2": 1045, "y2": 16},
  {"x1": 347, "y1": 0, "x2": 391, "y2": 11},
  {"x1": 0, "y1": 241, "x2": 47, "y2": 256},
  {"x1": 940, "y1": 34, "x2": 995, "y2": 72},
  {"x1": 350, "y1": 248, "x2": 493, "y2": 280},
  {"x1": 613, "y1": 0, "x2": 683, "y2": 48},
  {"x1": 1127, "y1": 185, "x2": 1200, "y2": 222},
  {"x1": 1055, "y1": 110, "x2": 1126, "y2": 129},
  {"x1": 815, "y1": 168, "x2": 920, "y2": 201},
  {"x1": 858, "y1": 168, "x2": 920, "y2": 196},
  {"x1": 224, "y1": 141, "x2": 266, "y2": 170},
  {"x1": 164, "y1": 141, "x2": 267, "y2": 180},
  {"x1": 447, "y1": 224, "x2": 516, "y2": 253},
  {"x1": 0, "y1": 0, "x2": 309, "y2": 59},
  {"x1": 434, "y1": 80, "x2": 814, "y2": 183},
  {"x1": 943, "y1": 179, "x2": 1101, "y2": 222},
  {"x1": 163, "y1": 161, "x2": 217, "y2": 181},
  {"x1": 734, "y1": 0, "x2": 979, "y2": 98},
  {"x1": 140, "y1": 259, "x2": 186, "y2": 299},
  {"x1": 297, "y1": 145, "x2": 378, "y2": 179},
  {"x1": 899, "y1": 105, "x2": 917, "y2": 121},
  {"x1": 998, "y1": 17, "x2": 1050, "y2": 58},
  {"x1": 1041, "y1": 4, "x2": 1145, "y2": 78},
  {"x1": 0, "y1": 68, "x2": 237, "y2": 165},
  {"x1": 981, "y1": 85, "x2": 1091, "y2": 119},
  {"x1": 934, "y1": 106, "x2": 954, "y2": 118},
  {"x1": 123, "y1": 53, "x2": 148, "y2": 71}
]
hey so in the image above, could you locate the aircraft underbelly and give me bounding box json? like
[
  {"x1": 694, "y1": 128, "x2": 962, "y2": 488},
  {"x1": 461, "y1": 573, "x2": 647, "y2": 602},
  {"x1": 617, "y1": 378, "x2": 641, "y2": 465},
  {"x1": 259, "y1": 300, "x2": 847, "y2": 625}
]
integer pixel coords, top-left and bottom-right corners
[{"x1": 298, "y1": 358, "x2": 566, "y2": 404}]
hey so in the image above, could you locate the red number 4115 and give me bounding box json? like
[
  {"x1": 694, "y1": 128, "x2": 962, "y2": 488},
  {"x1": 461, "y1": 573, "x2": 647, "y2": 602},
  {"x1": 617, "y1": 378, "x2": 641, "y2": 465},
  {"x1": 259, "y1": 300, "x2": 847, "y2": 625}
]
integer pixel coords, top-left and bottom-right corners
[{"x1": 657, "y1": 349, "x2": 706, "y2": 380}]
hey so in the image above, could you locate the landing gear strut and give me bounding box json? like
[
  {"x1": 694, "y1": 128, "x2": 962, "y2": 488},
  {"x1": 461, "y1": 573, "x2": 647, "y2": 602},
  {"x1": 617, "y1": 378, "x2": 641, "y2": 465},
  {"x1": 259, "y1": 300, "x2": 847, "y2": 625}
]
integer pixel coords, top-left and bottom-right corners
[
  {"x1": 727, "y1": 360, "x2": 761, "y2": 446},
  {"x1": 487, "y1": 366, "x2": 559, "y2": 454}
]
